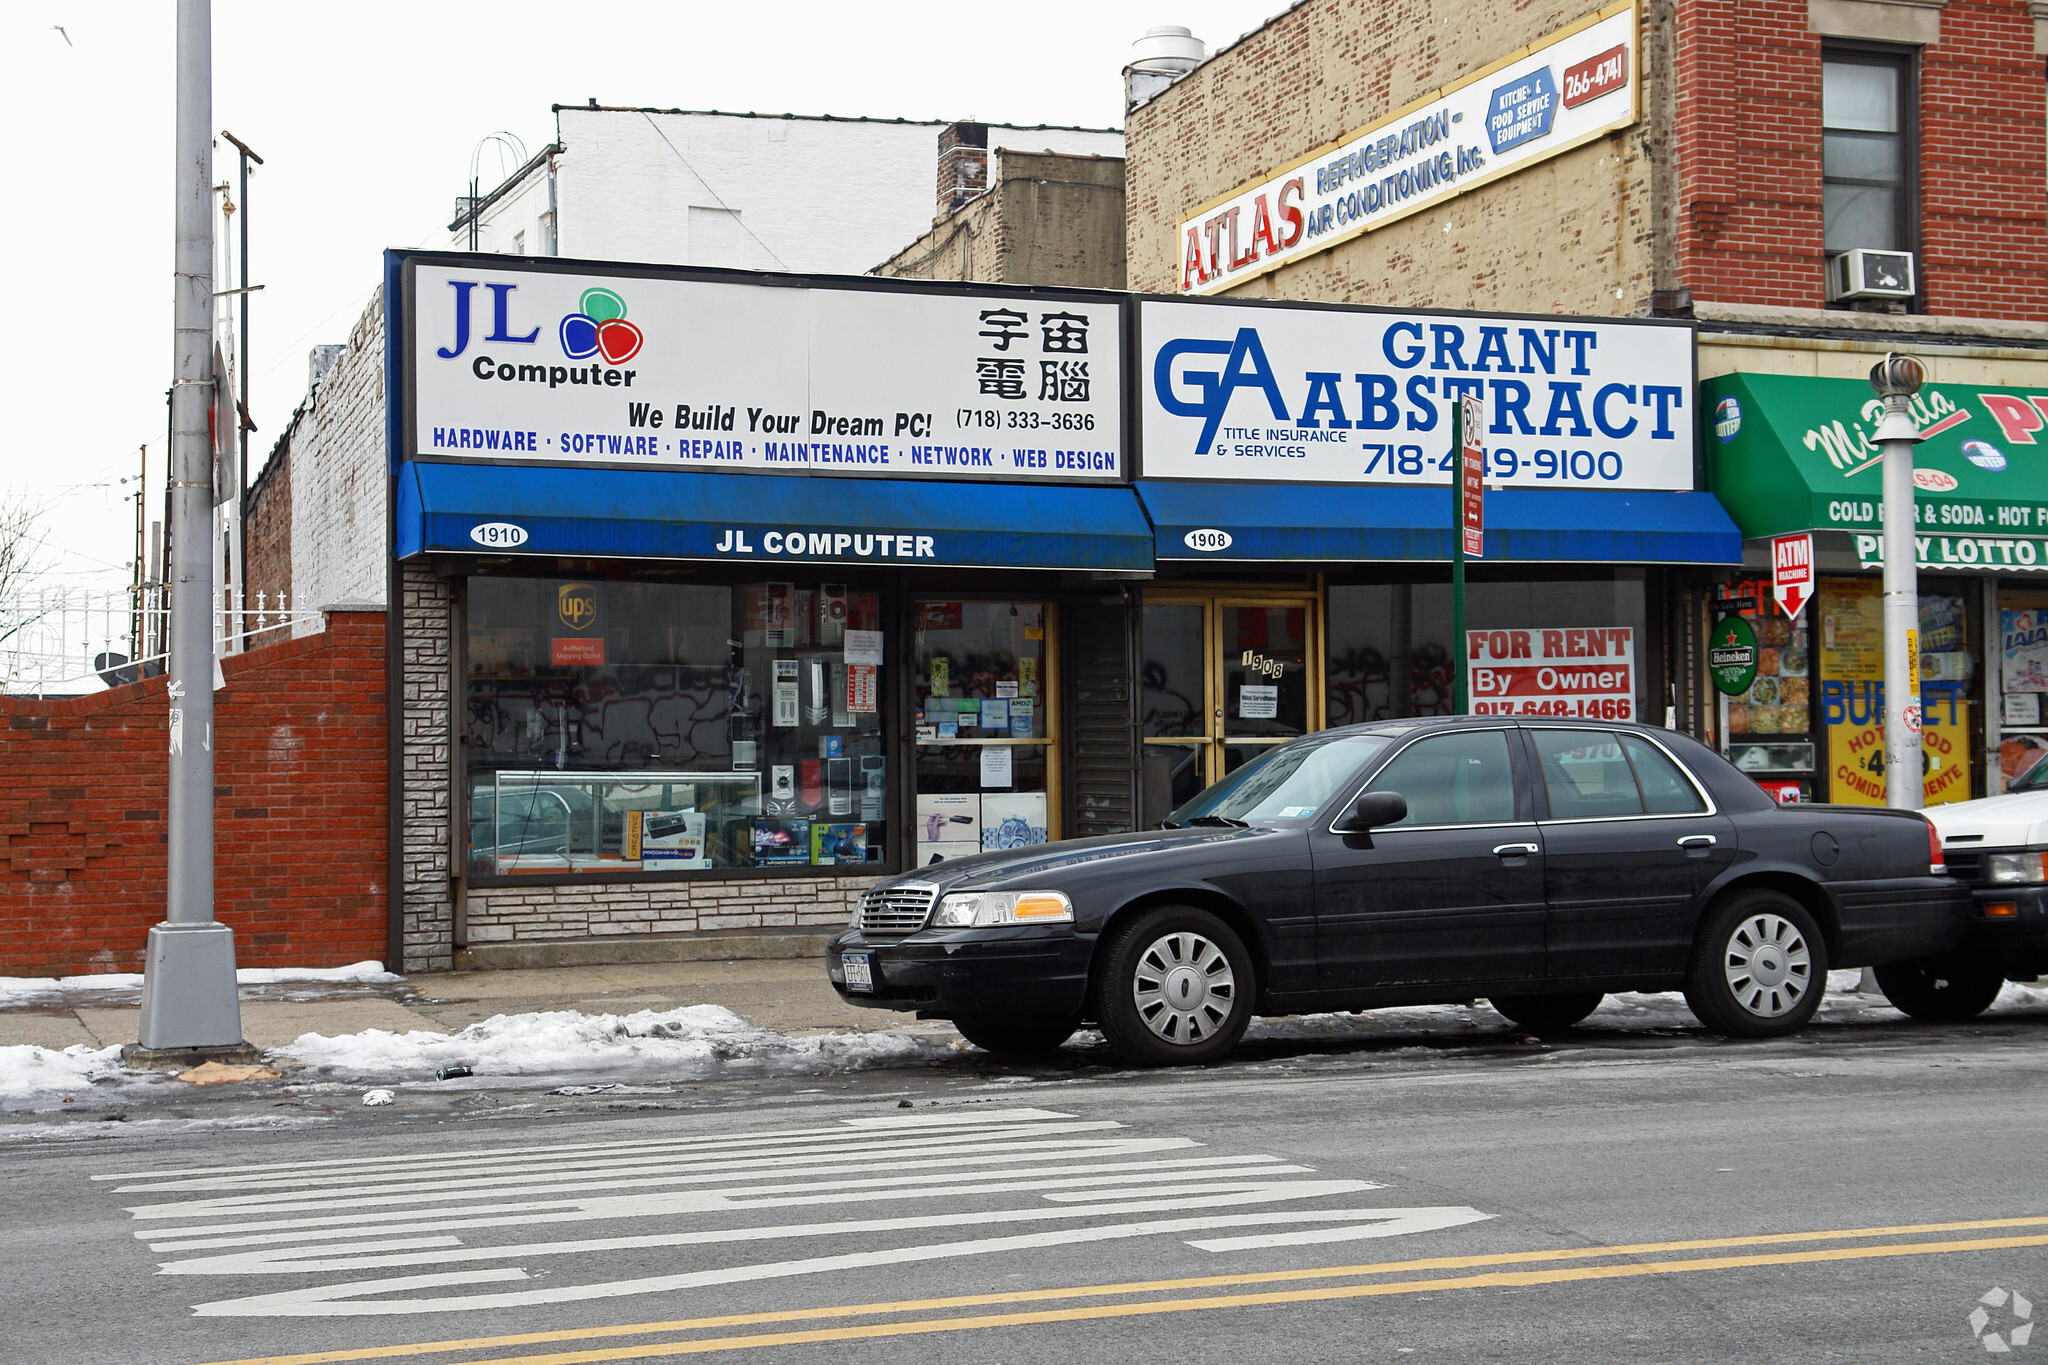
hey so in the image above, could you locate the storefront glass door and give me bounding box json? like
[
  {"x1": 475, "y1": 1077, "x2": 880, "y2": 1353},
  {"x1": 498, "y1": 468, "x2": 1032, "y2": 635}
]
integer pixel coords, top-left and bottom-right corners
[{"x1": 1141, "y1": 590, "x2": 1322, "y2": 823}]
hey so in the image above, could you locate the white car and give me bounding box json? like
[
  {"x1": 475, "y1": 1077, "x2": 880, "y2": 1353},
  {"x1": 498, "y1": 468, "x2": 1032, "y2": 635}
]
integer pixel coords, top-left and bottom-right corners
[{"x1": 1915, "y1": 769, "x2": 2048, "y2": 1018}]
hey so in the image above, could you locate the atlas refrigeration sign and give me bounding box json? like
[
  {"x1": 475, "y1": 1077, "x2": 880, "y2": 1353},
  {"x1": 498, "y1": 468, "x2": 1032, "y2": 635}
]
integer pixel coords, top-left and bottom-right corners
[
  {"x1": 1140, "y1": 298, "x2": 1694, "y2": 489},
  {"x1": 1174, "y1": 1, "x2": 1639, "y2": 295},
  {"x1": 401, "y1": 256, "x2": 1124, "y2": 481}
]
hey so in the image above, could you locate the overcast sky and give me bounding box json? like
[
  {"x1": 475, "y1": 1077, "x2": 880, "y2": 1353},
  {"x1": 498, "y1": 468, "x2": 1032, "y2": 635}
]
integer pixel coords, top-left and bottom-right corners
[{"x1": 0, "y1": 0, "x2": 1279, "y2": 597}]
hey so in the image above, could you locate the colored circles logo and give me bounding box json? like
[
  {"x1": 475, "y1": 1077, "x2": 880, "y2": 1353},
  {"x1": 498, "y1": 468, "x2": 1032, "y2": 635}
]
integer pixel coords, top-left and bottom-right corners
[
  {"x1": 559, "y1": 286, "x2": 644, "y2": 365},
  {"x1": 1962, "y1": 440, "x2": 2007, "y2": 471}
]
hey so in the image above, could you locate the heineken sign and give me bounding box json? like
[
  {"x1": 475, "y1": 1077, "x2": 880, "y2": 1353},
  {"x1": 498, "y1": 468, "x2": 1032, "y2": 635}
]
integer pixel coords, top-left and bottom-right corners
[{"x1": 1709, "y1": 615, "x2": 1758, "y2": 695}]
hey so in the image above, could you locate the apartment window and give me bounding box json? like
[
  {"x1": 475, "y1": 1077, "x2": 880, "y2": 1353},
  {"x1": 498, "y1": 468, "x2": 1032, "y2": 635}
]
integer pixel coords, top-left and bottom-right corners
[{"x1": 1822, "y1": 52, "x2": 1914, "y2": 254}]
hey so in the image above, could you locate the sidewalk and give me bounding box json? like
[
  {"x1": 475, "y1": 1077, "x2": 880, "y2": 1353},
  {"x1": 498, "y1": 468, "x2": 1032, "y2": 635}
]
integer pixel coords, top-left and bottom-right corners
[{"x1": 0, "y1": 959, "x2": 956, "y2": 1054}]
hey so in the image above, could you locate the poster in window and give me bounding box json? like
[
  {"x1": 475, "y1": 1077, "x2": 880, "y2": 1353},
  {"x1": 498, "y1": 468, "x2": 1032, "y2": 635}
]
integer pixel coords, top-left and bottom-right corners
[
  {"x1": 848, "y1": 664, "x2": 877, "y2": 713},
  {"x1": 980, "y1": 793, "x2": 1047, "y2": 850},
  {"x1": 2002, "y1": 608, "x2": 2048, "y2": 692},
  {"x1": 1465, "y1": 628, "x2": 1634, "y2": 721},
  {"x1": 550, "y1": 581, "x2": 606, "y2": 666}
]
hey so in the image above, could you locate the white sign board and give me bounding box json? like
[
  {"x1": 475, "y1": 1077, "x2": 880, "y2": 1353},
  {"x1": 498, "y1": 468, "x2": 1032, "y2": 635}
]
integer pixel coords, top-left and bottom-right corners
[
  {"x1": 1176, "y1": 3, "x2": 1639, "y2": 294},
  {"x1": 1467, "y1": 626, "x2": 1635, "y2": 721},
  {"x1": 1771, "y1": 532, "x2": 1814, "y2": 620},
  {"x1": 1140, "y1": 299, "x2": 1694, "y2": 489},
  {"x1": 405, "y1": 259, "x2": 1123, "y2": 481}
]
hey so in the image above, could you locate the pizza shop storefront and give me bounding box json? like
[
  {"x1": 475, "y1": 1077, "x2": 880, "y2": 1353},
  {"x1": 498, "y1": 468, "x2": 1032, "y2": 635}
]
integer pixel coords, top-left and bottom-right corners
[{"x1": 1705, "y1": 370, "x2": 2048, "y2": 805}]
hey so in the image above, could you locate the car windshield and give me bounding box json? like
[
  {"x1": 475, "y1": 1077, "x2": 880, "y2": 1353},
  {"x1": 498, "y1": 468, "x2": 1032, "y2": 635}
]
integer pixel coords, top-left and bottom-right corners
[
  {"x1": 2010, "y1": 758, "x2": 2048, "y2": 793},
  {"x1": 1166, "y1": 732, "x2": 1393, "y2": 825}
]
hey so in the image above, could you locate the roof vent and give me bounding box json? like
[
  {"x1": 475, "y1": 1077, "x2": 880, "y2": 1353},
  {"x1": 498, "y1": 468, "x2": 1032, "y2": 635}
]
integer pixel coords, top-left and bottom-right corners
[{"x1": 1124, "y1": 25, "x2": 1206, "y2": 111}]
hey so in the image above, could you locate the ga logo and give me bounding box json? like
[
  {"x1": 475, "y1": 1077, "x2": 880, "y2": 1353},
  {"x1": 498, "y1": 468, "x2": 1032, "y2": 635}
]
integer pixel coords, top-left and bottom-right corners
[{"x1": 559, "y1": 287, "x2": 643, "y2": 365}]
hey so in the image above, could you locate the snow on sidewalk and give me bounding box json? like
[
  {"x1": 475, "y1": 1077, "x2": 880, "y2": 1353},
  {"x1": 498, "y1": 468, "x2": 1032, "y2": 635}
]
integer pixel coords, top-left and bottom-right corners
[
  {"x1": 272, "y1": 1004, "x2": 938, "y2": 1082},
  {"x1": 0, "y1": 960, "x2": 401, "y2": 1004}
]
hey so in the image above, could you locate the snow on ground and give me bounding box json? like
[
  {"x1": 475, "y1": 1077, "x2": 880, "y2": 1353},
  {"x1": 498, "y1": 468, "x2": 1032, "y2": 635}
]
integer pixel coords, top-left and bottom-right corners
[
  {"x1": 273, "y1": 1004, "x2": 938, "y2": 1082},
  {"x1": 0, "y1": 1044, "x2": 130, "y2": 1101},
  {"x1": 0, "y1": 961, "x2": 400, "y2": 1004}
]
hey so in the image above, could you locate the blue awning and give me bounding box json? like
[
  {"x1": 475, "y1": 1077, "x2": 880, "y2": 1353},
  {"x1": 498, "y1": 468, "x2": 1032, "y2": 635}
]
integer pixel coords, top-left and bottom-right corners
[
  {"x1": 396, "y1": 462, "x2": 1155, "y2": 571},
  {"x1": 1136, "y1": 481, "x2": 1743, "y2": 564}
]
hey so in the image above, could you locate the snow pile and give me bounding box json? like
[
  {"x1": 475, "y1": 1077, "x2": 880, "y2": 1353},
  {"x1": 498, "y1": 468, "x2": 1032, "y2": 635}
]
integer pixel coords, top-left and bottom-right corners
[
  {"x1": 0, "y1": 961, "x2": 400, "y2": 1003},
  {"x1": 274, "y1": 1004, "x2": 933, "y2": 1081},
  {"x1": 0, "y1": 1044, "x2": 127, "y2": 1100}
]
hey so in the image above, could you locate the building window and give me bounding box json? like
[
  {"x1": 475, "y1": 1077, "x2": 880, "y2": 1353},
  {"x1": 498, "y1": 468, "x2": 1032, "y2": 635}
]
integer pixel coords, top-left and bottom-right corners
[
  {"x1": 463, "y1": 576, "x2": 889, "y2": 878},
  {"x1": 512, "y1": 229, "x2": 526, "y2": 255},
  {"x1": 1822, "y1": 52, "x2": 1914, "y2": 255}
]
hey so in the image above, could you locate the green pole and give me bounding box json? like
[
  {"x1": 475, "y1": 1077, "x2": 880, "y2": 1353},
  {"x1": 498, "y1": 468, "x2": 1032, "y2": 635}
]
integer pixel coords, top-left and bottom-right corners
[{"x1": 1451, "y1": 400, "x2": 1468, "y2": 716}]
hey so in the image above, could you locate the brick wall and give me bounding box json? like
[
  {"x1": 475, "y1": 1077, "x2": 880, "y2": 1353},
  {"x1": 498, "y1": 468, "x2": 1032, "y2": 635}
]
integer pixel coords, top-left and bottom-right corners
[
  {"x1": 875, "y1": 151, "x2": 1127, "y2": 288},
  {"x1": 243, "y1": 428, "x2": 291, "y2": 622},
  {"x1": 290, "y1": 291, "x2": 389, "y2": 634},
  {"x1": 0, "y1": 610, "x2": 387, "y2": 977},
  {"x1": 466, "y1": 875, "x2": 873, "y2": 943},
  {"x1": 399, "y1": 563, "x2": 454, "y2": 972},
  {"x1": 1123, "y1": 0, "x2": 1662, "y2": 313},
  {"x1": 1672, "y1": 0, "x2": 2044, "y2": 316}
]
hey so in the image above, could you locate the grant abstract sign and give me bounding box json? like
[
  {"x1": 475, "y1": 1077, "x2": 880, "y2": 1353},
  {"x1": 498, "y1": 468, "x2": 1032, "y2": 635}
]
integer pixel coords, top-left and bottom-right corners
[
  {"x1": 1173, "y1": 2, "x2": 1638, "y2": 295},
  {"x1": 403, "y1": 258, "x2": 1123, "y2": 481},
  {"x1": 1140, "y1": 298, "x2": 1693, "y2": 489}
]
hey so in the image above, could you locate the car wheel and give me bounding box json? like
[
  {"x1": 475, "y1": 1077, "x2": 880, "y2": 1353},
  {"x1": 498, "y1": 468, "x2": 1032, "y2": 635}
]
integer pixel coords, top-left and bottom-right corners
[
  {"x1": 951, "y1": 1015, "x2": 1080, "y2": 1057},
  {"x1": 1683, "y1": 891, "x2": 1829, "y2": 1038},
  {"x1": 1488, "y1": 992, "x2": 1605, "y2": 1033},
  {"x1": 1096, "y1": 906, "x2": 1254, "y2": 1067},
  {"x1": 1873, "y1": 956, "x2": 2006, "y2": 1022}
]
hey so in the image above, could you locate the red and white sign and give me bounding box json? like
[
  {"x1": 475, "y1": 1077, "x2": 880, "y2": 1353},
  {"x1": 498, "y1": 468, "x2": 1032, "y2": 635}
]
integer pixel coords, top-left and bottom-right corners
[
  {"x1": 1467, "y1": 627, "x2": 1635, "y2": 721},
  {"x1": 550, "y1": 637, "x2": 605, "y2": 666},
  {"x1": 1911, "y1": 468, "x2": 1958, "y2": 492},
  {"x1": 1460, "y1": 393, "x2": 1485, "y2": 557},
  {"x1": 1771, "y1": 532, "x2": 1814, "y2": 620},
  {"x1": 1561, "y1": 44, "x2": 1629, "y2": 109},
  {"x1": 1755, "y1": 780, "x2": 1803, "y2": 805}
]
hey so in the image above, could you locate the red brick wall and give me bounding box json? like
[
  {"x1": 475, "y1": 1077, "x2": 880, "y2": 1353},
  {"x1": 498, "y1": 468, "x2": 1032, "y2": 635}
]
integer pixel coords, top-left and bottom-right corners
[
  {"x1": 1675, "y1": 0, "x2": 2046, "y2": 317},
  {"x1": 0, "y1": 610, "x2": 386, "y2": 976},
  {"x1": 244, "y1": 436, "x2": 292, "y2": 625}
]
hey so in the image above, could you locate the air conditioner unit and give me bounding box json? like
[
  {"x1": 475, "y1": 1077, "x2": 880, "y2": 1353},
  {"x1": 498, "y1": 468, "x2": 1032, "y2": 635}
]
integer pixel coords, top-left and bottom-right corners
[{"x1": 1826, "y1": 248, "x2": 1916, "y2": 301}]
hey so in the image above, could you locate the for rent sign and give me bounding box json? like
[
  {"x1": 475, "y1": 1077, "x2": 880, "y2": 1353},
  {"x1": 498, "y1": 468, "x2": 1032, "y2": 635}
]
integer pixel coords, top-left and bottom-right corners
[
  {"x1": 1173, "y1": 2, "x2": 1638, "y2": 295},
  {"x1": 1467, "y1": 627, "x2": 1635, "y2": 720}
]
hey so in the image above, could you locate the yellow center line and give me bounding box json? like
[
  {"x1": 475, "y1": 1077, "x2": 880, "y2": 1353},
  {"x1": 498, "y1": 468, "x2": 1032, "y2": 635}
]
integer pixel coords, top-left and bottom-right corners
[{"x1": 190, "y1": 1216, "x2": 2048, "y2": 1365}]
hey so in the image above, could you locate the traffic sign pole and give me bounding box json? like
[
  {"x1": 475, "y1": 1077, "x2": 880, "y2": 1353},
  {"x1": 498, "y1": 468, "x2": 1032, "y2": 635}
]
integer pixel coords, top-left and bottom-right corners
[{"x1": 1451, "y1": 401, "x2": 1468, "y2": 716}]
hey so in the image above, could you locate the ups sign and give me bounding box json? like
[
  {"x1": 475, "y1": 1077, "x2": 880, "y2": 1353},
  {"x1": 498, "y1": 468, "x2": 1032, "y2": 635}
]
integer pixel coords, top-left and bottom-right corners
[{"x1": 551, "y1": 582, "x2": 605, "y2": 666}]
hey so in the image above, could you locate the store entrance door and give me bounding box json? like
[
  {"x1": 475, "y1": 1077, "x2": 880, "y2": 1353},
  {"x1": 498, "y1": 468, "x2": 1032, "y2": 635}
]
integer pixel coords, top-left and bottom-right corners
[{"x1": 1140, "y1": 589, "x2": 1323, "y2": 825}]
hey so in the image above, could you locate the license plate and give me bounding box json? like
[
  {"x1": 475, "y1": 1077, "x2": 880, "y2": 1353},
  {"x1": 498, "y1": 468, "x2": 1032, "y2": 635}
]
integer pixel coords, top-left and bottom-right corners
[{"x1": 841, "y1": 953, "x2": 874, "y2": 992}]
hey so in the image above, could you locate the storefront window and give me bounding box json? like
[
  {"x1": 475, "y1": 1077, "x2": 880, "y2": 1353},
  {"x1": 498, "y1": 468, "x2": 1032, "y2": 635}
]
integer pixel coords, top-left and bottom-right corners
[
  {"x1": 1998, "y1": 589, "x2": 2048, "y2": 790},
  {"x1": 912, "y1": 600, "x2": 1052, "y2": 867},
  {"x1": 1812, "y1": 577, "x2": 1978, "y2": 806},
  {"x1": 464, "y1": 576, "x2": 888, "y2": 876},
  {"x1": 1326, "y1": 574, "x2": 1648, "y2": 726}
]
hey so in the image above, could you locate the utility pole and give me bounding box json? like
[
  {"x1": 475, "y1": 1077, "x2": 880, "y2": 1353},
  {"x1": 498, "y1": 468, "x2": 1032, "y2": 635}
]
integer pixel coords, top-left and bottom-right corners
[
  {"x1": 132, "y1": 0, "x2": 250, "y2": 1064},
  {"x1": 1872, "y1": 353, "x2": 1927, "y2": 810}
]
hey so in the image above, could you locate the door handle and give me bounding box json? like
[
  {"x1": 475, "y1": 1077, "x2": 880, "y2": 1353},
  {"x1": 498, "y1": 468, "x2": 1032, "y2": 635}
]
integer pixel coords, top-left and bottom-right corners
[
  {"x1": 1677, "y1": 834, "x2": 1718, "y2": 849},
  {"x1": 1492, "y1": 842, "x2": 1539, "y2": 858}
]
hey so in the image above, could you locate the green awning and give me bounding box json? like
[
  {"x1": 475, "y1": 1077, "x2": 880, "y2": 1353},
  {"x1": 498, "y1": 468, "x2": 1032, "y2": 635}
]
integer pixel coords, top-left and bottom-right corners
[{"x1": 1705, "y1": 372, "x2": 2048, "y2": 570}]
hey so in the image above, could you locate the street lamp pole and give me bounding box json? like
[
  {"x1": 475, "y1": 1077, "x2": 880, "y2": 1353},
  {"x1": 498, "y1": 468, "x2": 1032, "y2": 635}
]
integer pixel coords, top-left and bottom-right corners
[
  {"x1": 133, "y1": 0, "x2": 248, "y2": 1061},
  {"x1": 1872, "y1": 353, "x2": 1927, "y2": 811}
]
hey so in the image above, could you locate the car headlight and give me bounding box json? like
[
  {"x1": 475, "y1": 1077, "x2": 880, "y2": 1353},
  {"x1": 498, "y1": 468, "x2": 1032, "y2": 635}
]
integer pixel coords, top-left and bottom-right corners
[
  {"x1": 1984, "y1": 851, "x2": 2048, "y2": 884},
  {"x1": 930, "y1": 890, "x2": 1074, "y2": 927}
]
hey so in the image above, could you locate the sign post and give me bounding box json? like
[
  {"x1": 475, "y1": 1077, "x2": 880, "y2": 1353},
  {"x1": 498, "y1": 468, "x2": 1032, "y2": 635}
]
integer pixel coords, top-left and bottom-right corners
[
  {"x1": 1451, "y1": 393, "x2": 1484, "y2": 714},
  {"x1": 1771, "y1": 532, "x2": 1814, "y2": 621}
]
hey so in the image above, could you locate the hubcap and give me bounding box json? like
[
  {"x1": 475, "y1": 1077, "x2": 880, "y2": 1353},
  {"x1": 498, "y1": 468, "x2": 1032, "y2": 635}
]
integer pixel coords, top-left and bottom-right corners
[
  {"x1": 1723, "y1": 913, "x2": 1812, "y2": 1018},
  {"x1": 1132, "y1": 931, "x2": 1236, "y2": 1045}
]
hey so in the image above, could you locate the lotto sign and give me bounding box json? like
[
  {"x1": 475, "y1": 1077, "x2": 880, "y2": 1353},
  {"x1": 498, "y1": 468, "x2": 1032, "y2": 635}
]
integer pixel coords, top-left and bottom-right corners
[
  {"x1": 1771, "y1": 532, "x2": 1814, "y2": 620},
  {"x1": 1460, "y1": 392, "x2": 1485, "y2": 556},
  {"x1": 1467, "y1": 627, "x2": 1635, "y2": 720}
]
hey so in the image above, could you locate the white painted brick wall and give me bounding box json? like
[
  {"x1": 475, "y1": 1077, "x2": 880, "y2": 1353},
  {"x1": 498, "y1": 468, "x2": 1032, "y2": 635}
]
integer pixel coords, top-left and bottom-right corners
[
  {"x1": 289, "y1": 289, "x2": 389, "y2": 628},
  {"x1": 466, "y1": 874, "x2": 875, "y2": 942}
]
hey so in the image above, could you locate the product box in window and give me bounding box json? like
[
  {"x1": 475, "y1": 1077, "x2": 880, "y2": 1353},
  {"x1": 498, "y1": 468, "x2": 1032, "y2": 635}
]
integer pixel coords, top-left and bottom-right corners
[
  {"x1": 810, "y1": 822, "x2": 867, "y2": 866},
  {"x1": 752, "y1": 819, "x2": 811, "y2": 865},
  {"x1": 626, "y1": 810, "x2": 709, "y2": 870}
]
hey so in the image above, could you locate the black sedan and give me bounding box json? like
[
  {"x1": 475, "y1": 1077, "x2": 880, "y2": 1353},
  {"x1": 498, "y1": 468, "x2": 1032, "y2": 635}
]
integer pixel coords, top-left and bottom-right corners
[{"x1": 828, "y1": 719, "x2": 1972, "y2": 1065}]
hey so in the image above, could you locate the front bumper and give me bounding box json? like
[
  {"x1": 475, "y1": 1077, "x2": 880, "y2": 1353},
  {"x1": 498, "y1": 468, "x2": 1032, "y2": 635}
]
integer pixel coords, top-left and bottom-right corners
[
  {"x1": 1960, "y1": 886, "x2": 2048, "y2": 977},
  {"x1": 826, "y1": 926, "x2": 1096, "y2": 1020}
]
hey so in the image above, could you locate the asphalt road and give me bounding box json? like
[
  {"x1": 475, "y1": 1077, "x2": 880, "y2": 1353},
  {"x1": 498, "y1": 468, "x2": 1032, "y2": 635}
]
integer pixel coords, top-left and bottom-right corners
[{"x1": 4, "y1": 1011, "x2": 2045, "y2": 1365}]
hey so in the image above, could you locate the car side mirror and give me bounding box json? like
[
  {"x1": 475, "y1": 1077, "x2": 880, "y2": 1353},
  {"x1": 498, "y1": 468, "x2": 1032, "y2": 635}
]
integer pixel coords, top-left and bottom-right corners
[{"x1": 1336, "y1": 790, "x2": 1407, "y2": 833}]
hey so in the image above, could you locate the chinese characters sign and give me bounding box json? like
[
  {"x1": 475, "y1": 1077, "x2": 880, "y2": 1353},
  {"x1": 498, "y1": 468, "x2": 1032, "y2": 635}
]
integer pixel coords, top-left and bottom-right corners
[{"x1": 405, "y1": 259, "x2": 1123, "y2": 481}]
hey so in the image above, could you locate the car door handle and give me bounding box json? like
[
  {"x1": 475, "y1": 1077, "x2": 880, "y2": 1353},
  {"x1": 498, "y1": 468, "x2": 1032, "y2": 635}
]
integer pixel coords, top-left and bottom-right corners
[
  {"x1": 1677, "y1": 835, "x2": 1718, "y2": 849},
  {"x1": 1493, "y1": 843, "x2": 1539, "y2": 858}
]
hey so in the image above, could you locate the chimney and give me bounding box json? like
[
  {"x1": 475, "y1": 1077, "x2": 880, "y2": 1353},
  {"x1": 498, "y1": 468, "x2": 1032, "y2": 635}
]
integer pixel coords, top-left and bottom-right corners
[
  {"x1": 1124, "y1": 26, "x2": 1206, "y2": 111},
  {"x1": 937, "y1": 121, "x2": 989, "y2": 215},
  {"x1": 308, "y1": 344, "x2": 345, "y2": 392}
]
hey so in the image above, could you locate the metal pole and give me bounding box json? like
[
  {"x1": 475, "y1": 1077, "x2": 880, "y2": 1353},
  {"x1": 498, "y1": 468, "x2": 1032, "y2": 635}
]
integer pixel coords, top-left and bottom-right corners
[
  {"x1": 1450, "y1": 400, "x2": 1469, "y2": 716},
  {"x1": 222, "y1": 130, "x2": 261, "y2": 658},
  {"x1": 1873, "y1": 354, "x2": 1927, "y2": 810},
  {"x1": 135, "y1": 0, "x2": 245, "y2": 1057}
]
